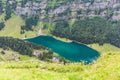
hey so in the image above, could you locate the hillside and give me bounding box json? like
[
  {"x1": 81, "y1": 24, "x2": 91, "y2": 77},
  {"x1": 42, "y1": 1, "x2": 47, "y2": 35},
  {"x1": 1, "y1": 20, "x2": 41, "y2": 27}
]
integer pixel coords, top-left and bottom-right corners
[
  {"x1": 0, "y1": 52, "x2": 120, "y2": 80},
  {"x1": 2, "y1": 0, "x2": 120, "y2": 21},
  {"x1": 0, "y1": 1, "x2": 120, "y2": 80},
  {"x1": 0, "y1": 0, "x2": 120, "y2": 48},
  {"x1": 0, "y1": 37, "x2": 54, "y2": 62},
  {"x1": 0, "y1": 14, "x2": 41, "y2": 38},
  {"x1": 0, "y1": 38, "x2": 120, "y2": 80}
]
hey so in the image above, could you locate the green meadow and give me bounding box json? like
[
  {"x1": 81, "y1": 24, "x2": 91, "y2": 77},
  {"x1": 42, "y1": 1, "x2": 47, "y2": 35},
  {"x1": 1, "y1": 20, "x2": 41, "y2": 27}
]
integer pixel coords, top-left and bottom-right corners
[
  {"x1": 0, "y1": 44, "x2": 120, "y2": 80},
  {"x1": 0, "y1": 14, "x2": 40, "y2": 39},
  {"x1": 0, "y1": 52, "x2": 120, "y2": 80}
]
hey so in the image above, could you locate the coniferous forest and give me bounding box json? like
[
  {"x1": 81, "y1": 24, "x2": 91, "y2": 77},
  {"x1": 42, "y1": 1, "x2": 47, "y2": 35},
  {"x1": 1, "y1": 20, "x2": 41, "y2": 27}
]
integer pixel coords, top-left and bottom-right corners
[{"x1": 52, "y1": 17, "x2": 120, "y2": 47}]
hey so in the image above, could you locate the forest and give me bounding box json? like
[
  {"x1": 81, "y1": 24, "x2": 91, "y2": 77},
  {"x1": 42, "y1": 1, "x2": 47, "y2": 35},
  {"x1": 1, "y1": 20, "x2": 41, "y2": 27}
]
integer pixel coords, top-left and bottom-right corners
[
  {"x1": 0, "y1": 37, "x2": 41, "y2": 55},
  {"x1": 52, "y1": 17, "x2": 120, "y2": 47}
]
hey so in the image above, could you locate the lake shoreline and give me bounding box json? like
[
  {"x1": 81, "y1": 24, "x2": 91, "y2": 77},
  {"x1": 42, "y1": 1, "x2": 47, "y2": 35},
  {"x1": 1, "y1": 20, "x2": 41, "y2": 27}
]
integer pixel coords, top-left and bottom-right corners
[
  {"x1": 25, "y1": 34, "x2": 92, "y2": 48},
  {"x1": 52, "y1": 36, "x2": 72, "y2": 43},
  {"x1": 27, "y1": 36, "x2": 100, "y2": 63}
]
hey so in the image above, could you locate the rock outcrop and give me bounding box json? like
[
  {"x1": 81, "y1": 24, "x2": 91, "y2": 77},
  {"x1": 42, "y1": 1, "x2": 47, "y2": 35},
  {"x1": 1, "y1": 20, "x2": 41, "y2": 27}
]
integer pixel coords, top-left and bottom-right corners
[{"x1": 5, "y1": 0, "x2": 120, "y2": 21}]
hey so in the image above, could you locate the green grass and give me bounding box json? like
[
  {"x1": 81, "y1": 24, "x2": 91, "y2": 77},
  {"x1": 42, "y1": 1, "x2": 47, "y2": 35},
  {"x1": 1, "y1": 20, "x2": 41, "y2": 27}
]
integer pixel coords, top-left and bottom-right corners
[
  {"x1": 0, "y1": 14, "x2": 55, "y2": 39},
  {"x1": 0, "y1": 14, "x2": 40, "y2": 39},
  {"x1": 0, "y1": 48, "x2": 33, "y2": 61},
  {"x1": 42, "y1": 22, "x2": 55, "y2": 35},
  {"x1": 88, "y1": 43, "x2": 120, "y2": 54},
  {"x1": 0, "y1": 14, "x2": 4, "y2": 22},
  {"x1": 0, "y1": 53, "x2": 120, "y2": 80},
  {"x1": 0, "y1": 14, "x2": 24, "y2": 38}
]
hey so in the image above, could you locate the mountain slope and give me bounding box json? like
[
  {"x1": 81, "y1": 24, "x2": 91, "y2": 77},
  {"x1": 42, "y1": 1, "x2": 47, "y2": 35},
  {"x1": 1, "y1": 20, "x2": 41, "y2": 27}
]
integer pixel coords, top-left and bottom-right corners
[
  {"x1": 0, "y1": 14, "x2": 41, "y2": 38},
  {"x1": 0, "y1": 52, "x2": 120, "y2": 80},
  {"x1": 0, "y1": 0, "x2": 120, "y2": 48}
]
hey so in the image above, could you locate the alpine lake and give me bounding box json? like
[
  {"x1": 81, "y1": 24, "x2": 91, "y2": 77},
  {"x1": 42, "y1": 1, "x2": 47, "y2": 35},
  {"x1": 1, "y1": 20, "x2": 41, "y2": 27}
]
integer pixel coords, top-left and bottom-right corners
[{"x1": 26, "y1": 36, "x2": 100, "y2": 63}]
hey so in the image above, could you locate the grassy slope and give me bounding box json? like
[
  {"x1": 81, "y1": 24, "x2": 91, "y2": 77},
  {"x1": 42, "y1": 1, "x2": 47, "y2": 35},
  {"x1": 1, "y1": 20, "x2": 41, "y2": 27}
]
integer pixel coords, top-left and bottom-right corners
[
  {"x1": 88, "y1": 43, "x2": 120, "y2": 54},
  {"x1": 0, "y1": 53, "x2": 120, "y2": 80},
  {"x1": 0, "y1": 48, "x2": 32, "y2": 61},
  {"x1": 0, "y1": 14, "x2": 39, "y2": 39},
  {"x1": 0, "y1": 14, "x2": 55, "y2": 39}
]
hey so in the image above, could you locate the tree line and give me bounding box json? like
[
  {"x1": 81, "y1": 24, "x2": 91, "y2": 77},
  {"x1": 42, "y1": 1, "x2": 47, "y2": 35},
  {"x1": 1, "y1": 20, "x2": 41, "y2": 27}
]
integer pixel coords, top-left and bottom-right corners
[
  {"x1": 52, "y1": 17, "x2": 120, "y2": 48},
  {"x1": 0, "y1": 37, "x2": 55, "y2": 61},
  {"x1": 0, "y1": 37, "x2": 47, "y2": 56},
  {"x1": 0, "y1": 22, "x2": 5, "y2": 30},
  {"x1": 21, "y1": 15, "x2": 39, "y2": 31}
]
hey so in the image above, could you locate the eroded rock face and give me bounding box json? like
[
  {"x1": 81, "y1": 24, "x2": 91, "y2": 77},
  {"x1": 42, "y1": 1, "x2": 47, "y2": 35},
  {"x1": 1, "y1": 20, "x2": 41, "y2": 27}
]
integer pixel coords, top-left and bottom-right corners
[{"x1": 5, "y1": 0, "x2": 120, "y2": 21}]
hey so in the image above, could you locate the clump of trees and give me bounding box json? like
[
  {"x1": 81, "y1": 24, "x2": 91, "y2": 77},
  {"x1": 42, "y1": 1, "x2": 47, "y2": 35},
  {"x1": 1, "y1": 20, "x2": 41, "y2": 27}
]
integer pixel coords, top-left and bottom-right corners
[
  {"x1": 21, "y1": 0, "x2": 28, "y2": 7},
  {"x1": 0, "y1": 0, "x2": 3, "y2": 14},
  {"x1": 5, "y1": 2, "x2": 12, "y2": 20},
  {"x1": 52, "y1": 20, "x2": 71, "y2": 39},
  {"x1": 4, "y1": 0, "x2": 17, "y2": 20},
  {"x1": 0, "y1": 37, "x2": 55, "y2": 61},
  {"x1": 71, "y1": 17, "x2": 110, "y2": 44},
  {"x1": 106, "y1": 21, "x2": 120, "y2": 47},
  {"x1": 0, "y1": 22, "x2": 5, "y2": 30},
  {"x1": 39, "y1": 50, "x2": 53, "y2": 61},
  {"x1": 52, "y1": 17, "x2": 120, "y2": 48},
  {"x1": 21, "y1": 15, "x2": 39, "y2": 31},
  {"x1": 0, "y1": 37, "x2": 45, "y2": 56}
]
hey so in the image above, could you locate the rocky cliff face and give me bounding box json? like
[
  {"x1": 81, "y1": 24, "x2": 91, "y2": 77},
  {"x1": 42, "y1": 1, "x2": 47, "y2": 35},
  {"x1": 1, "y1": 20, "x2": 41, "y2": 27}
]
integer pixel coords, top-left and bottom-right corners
[{"x1": 5, "y1": 0, "x2": 120, "y2": 21}]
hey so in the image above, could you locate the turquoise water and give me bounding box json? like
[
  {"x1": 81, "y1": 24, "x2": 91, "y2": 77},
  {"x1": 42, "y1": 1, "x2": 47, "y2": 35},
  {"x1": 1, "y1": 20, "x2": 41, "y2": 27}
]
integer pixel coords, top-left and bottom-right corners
[{"x1": 26, "y1": 36, "x2": 100, "y2": 63}]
